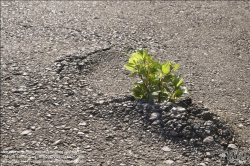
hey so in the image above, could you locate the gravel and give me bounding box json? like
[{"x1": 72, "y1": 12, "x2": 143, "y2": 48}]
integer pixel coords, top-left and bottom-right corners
[{"x1": 1, "y1": 1, "x2": 250, "y2": 166}]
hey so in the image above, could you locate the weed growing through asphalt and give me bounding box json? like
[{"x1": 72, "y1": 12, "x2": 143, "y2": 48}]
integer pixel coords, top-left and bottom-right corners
[{"x1": 124, "y1": 49, "x2": 188, "y2": 103}]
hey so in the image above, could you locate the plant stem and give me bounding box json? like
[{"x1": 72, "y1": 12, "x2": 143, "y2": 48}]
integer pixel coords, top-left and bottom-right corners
[
  {"x1": 158, "y1": 79, "x2": 161, "y2": 103},
  {"x1": 169, "y1": 87, "x2": 176, "y2": 102},
  {"x1": 138, "y1": 73, "x2": 149, "y2": 98},
  {"x1": 143, "y1": 58, "x2": 151, "y2": 99}
]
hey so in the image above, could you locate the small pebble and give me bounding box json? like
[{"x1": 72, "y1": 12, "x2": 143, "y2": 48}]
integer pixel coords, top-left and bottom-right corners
[
  {"x1": 21, "y1": 130, "x2": 32, "y2": 136},
  {"x1": 30, "y1": 97, "x2": 35, "y2": 101},
  {"x1": 162, "y1": 146, "x2": 171, "y2": 152},
  {"x1": 203, "y1": 136, "x2": 214, "y2": 144},
  {"x1": 198, "y1": 163, "x2": 206, "y2": 166},
  {"x1": 228, "y1": 144, "x2": 237, "y2": 149},
  {"x1": 52, "y1": 140, "x2": 62, "y2": 146},
  {"x1": 164, "y1": 160, "x2": 174, "y2": 164},
  {"x1": 79, "y1": 122, "x2": 87, "y2": 126},
  {"x1": 238, "y1": 124, "x2": 244, "y2": 128}
]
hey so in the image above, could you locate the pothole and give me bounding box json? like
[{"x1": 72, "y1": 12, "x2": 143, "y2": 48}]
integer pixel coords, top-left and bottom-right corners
[{"x1": 44, "y1": 47, "x2": 249, "y2": 164}]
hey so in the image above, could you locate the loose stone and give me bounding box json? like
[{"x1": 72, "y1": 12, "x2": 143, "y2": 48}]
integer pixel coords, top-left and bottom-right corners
[
  {"x1": 228, "y1": 144, "x2": 237, "y2": 149},
  {"x1": 164, "y1": 160, "x2": 174, "y2": 164},
  {"x1": 21, "y1": 130, "x2": 32, "y2": 136},
  {"x1": 162, "y1": 146, "x2": 171, "y2": 152},
  {"x1": 203, "y1": 136, "x2": 214, "y2": 144},
  {"x1": 52, "y1": 140, "x2": 62, "y2": 146},
  {"x1": 79, "y1": 122, "x2": 87, "y2": 126},
  {"x1": 149, "y1": 112, "x2": 160, "y2": 121}
]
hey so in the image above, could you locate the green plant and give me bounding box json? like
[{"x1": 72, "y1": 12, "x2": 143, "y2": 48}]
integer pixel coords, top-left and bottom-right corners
[{"x1": 124, "y1": 49, "x2": 188, "y2": 103}]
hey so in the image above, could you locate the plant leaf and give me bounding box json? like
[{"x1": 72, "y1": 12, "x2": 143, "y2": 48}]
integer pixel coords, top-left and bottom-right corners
[
  {"x1": 163, "y1": 75, "x2": 172, "y2": 83},
  {"x1": 162, "y1": 62, "x2": 171, "y2": 75},
  {"x1": 174, "y1": 88, "x2": 184, "y2": 98},
  {"x1": 176, "y1": 78, "x2": 184, "y2": 88},
  {"x1": 124, "y1": 49, "x2": 187, "y2": 103},
  {"x1": 173, "y1": 63, "x2": 180, "y2": 70},
  {"x1": 124, "y1": 64, "x2": 136, "y2": 72},
  {"x1": 171, "y1": 75, "x2": 180, "y2": 87}
]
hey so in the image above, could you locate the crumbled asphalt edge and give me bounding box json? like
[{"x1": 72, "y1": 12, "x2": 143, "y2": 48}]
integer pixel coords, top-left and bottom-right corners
[
  {"x1": 1, "y1": 47, "x2": 249, "y2": 165},
  {"x1": 52, "y1": 48, "x2": 236, "y2": 145},
  {"x1": 49, "y1": 50, "x2": 247, "y2": 164}
]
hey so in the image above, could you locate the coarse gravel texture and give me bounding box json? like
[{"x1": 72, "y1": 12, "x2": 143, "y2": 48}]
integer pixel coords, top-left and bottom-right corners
[{"x1": 1, "y1": 1, "x2": 250, "y2": 166}]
